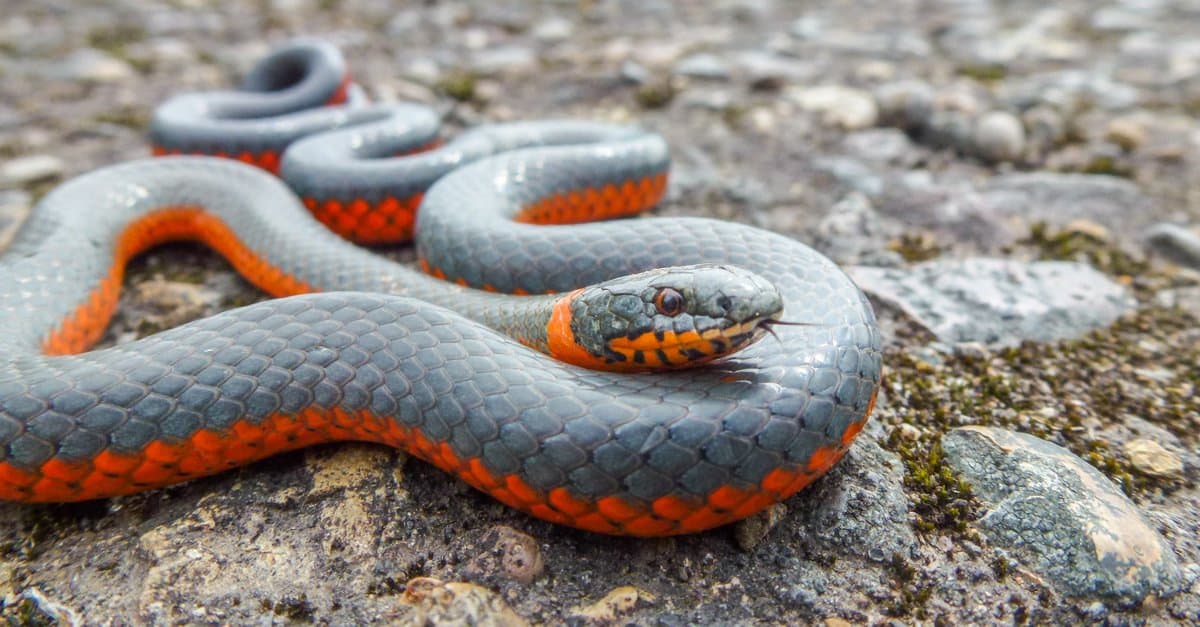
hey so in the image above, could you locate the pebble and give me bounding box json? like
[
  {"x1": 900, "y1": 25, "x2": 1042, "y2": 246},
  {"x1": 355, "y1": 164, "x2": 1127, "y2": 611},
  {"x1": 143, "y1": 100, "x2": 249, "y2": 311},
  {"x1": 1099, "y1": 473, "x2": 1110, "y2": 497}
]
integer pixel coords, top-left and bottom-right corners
[
  {"x1": 874, "y1": 80, "x2": 935, "y2": 129},
  {"x1": 463, "y1": 526, "x2": 544, "y2": 585},
  {"x1": 531, "y1": 17, "x2": 574, "y2": 43},
  {"x1": 1, "y1": 154, "x2": 64, "y2": 187},
  {"x1": 673, "y1": 53, "x2": 731, "y2": 80},
  {"x1": 569, "y1": 586, "x2": 653, "y2": 623},
  {"x1": 1143, "y1": 223, "x2": 1200, "y2": 269},
  {"x1": 471, "y1": 46, "x2": 538, "y2": 77},
  {"x1": 400, "y1": 577, "x2": 527, "y2": 626},
  {"x1": 735, "y1": 51, "x2": 815, "y2": 89},
  {"x1": 850, "y1": 258, "x2": 1137, "y2": 347},
  {"x1": 942, "y1": 426, "x2": 1183, "y2": 605},
  {"x1": 972, "y1": 111, "x2": 1026, "y2": 163},
  {"x1": 787, "y1": 85, "x2": 879, "y2": 130},
  {"x1": 734, "y1": 503, "x2": 787, "y2": 551},
  {"x1": 56, "y1": 48, "x2": 136, "y2": 83},
  {"x1": 1106, "y1": 116, "x2": 1147, "y2": 151},
  {"x1": 1123, "y1": 439, "x2": 1184, "y2": 479}
]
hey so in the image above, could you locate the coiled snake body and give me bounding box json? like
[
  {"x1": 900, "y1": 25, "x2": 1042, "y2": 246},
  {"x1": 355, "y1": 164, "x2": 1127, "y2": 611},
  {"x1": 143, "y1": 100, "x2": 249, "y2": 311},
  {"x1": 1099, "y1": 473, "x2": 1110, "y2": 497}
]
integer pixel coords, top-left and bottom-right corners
[{"x1": 0, "y1": 41, "x2": 881, "y2": 536}]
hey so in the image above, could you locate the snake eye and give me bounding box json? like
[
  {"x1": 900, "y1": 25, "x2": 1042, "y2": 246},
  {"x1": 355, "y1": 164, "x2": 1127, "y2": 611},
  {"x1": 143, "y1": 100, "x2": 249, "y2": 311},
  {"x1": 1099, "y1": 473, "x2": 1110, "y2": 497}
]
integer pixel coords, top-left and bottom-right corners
[{"x1": 654, "y1": 288, "x2": 685, "y2": 316}]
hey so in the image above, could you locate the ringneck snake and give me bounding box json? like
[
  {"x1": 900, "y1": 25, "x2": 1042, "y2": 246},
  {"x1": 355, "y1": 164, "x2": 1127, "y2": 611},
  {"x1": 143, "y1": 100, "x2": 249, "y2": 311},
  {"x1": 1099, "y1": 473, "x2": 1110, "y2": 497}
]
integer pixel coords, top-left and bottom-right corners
[{"x1": 0, "y1": 40, "x2": 881, "y2": 536}]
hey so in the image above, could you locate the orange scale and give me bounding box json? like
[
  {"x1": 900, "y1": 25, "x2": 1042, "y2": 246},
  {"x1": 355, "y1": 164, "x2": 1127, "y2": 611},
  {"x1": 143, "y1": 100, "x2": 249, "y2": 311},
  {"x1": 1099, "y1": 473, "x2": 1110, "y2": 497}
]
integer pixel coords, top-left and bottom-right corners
[
  {"x1": 678, "y1": 507, "x2": 728, "y2": 533},
  {"x1": 547, "y1": 487, "x2": 591, "y2": 517},
  {"x1": 143, "y1": 440, "x2": 188, "y2": 464},
  {"x1": 780, "y1": 472, "x2": 817, "y2": 499},
  {"x1": 503, "y1": 475, "x2": 540, "y2": 506},
  {"x1": 437, "y1": 442, "x2": 463, "y2": 470},
  {"x1": 706, "y1": 484, "x2": 751, "y2": 511},
  {"x1": 760, "y1": 467, "x2": 797, "y2": 494},
  {"x1": 571, "y1": 512, "x2": 621, "y2": 534},
  {"x1": 363, "y1": 212, "x2": 387, "y2": 231},
  {"x1": 130, "y1": 460, "x2": 178, "y2": 486},
  {"x1": 92, "y1": 450, "x2": 141, "y2": 476},
  {"x1": 0, "y1": 463, "x2": 39, "y2": 489},
  {"x1": 650, "y1": 494, "x2": 696, "y2": 521},
  {"x1": 347, "y1": 198, "x2": 370, "y2": 217},
  {"x1": 804, "y1": 446, "x2": 838, "y2": 474},
  {"x1": 29, "y1": 477, "x2": 80, "y2": 502},
  {"x1": 303, "y1": 197, "x2": 318, "y2": 211},
  {"x1": 596, "y1": 495, "x2": 642, "y2": 523},
  {"x1": 189, "y1": 429, "x2": 228, "y2": 454},
  {"x1": 236, "y1": 152, "x2": 254, "y2": 165},
  {"x1": 80, "y1": 472, "x2": 132, "y2": 499},
  {"x1": 488, "y1": 487, "x2": 523, "y2": 510},
  {"x1": 730, "y1": 491, "x2": 776, "y2": 519},
  {"x1": 623, "y1": 515, "x2": 675, "y2": 537},
  {"x1": 466, "y1": 458, "x2": 501, "y2": 490},
  {"x1": 529, "y1": 503, "x2": 570, "y2": 525}
]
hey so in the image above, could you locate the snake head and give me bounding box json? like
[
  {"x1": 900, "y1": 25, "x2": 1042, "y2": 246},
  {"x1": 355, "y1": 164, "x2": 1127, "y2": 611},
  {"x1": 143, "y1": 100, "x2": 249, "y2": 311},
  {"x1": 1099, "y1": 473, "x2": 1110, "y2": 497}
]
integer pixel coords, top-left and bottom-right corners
[{"x1": 550, "y1": 264, "x2": 784, "y2": 371}]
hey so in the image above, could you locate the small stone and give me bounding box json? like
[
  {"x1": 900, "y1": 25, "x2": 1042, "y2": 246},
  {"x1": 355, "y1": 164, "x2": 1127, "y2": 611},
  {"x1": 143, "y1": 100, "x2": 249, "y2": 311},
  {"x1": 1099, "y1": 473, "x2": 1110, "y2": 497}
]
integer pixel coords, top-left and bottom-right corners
[
  {"x1": 735, "y1": 50, "x2": 815, "y2": 90},
  {"x1": 972, "y1": 111, "x2": 1026, "y2": 163},
  {"x1": 531, "y1": 17, "x2": 574, "y2": 43},
  {"x1": 619, "y1": 60, "x2": 650, "y2": 85},
  {"x1": 570, "y1": 586, "x2": 654, "y2": 623},
  {"x1": 1022, "y1": 105, "x2": 1068, "y2": 152},
  {"x1": 464, "y1": 526, "x2": 544, "y2": 585},
  {"x1": 673, "y1": 53, "x2": 731, "y2": 80},
  {"x1": 400, "y1": 577, "x2": 527, "y2": 626},
  {"x1": 471, "y1": 46, "x2": 537, "y2": 77},
  {"x1": 1, "y1": 154, "x2": 64, "y2": 187},
  {"x1": 896, "y1": 423, "x2": 922, "y2": 441},
  {"x1": 1144, "y1": 223, "x2": 1200, "y2": 269},
  {"x1": 1107, "y1": 117, "x2": 1147, "y2": 151},
  {"x1": 57, "y1": 48, "x2": 136, "y2": 83},
  {"x1": 850, "y1": 258, "x2": 1137, "y2": 347},
  {"x1": 1123, "y1": 439, "x2": 1184, "y2": 479},
  {"x1": 787, "y1": 85, "x2": 879, "y2": 130},
  {"x1": 874, "y1": 80, "x2": 935, "y2": 129},
  {"x1": 942, "y1": 427, "x2": 1183, "y2": 605}
]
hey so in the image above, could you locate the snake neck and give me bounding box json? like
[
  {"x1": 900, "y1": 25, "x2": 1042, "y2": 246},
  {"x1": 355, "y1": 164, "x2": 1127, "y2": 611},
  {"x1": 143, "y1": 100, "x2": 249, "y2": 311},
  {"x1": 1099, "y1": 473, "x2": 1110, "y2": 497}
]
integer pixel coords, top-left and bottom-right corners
[{"x1": 452, "y1": 290, "x2": 562, "y2": 354}]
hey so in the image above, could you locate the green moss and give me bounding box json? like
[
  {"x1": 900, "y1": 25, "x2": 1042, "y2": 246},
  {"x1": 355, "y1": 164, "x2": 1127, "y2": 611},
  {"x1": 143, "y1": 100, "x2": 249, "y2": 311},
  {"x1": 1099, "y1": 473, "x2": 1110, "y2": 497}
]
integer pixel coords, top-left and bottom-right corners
[
  {"x1": 94, "y1": 107, "x2": 151, "y2": 129},
  {"x1": 1023, "y1": 221, "x2": 1148, "y2": 280},
  {"x1": 86, "y1": 24, "x2": 147, "y2": 56},
  {"x1": 957, "y1": 63, "x2": 1007, "y2": 82},
  {"x1": 888, "y1": 232, "x2": 943, "y2": 263},
  {"x1": 884, "y1": 553, "x2": 935, "y2": 618},
  {"x1": 436, "y1": 71, "x2": 478, "y2": 102},
  {"x1": 635, "y1": 81, "x2": 676, "y2": 109}
]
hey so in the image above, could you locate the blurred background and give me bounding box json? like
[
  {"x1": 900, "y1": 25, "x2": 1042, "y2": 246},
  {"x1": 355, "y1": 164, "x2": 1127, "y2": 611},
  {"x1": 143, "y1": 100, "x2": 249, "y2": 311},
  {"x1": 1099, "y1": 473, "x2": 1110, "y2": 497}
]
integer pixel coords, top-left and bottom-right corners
[{"x1": 0, "y1": 1, "x2": 1197, "y2": 625}]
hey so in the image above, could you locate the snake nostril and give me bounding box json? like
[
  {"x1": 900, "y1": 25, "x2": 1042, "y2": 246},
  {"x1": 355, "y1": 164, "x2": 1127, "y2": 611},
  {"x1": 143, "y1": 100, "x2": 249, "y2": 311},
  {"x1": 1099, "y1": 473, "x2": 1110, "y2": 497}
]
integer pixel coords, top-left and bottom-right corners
[{"x1": 716, "y1": 295, "x2": 732, "y2": 314}]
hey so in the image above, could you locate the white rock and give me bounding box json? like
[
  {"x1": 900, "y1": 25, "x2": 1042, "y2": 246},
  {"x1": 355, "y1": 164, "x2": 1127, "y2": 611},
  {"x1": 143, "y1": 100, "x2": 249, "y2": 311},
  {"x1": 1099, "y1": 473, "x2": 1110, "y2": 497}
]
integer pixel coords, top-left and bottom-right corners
[{"x1": 787, "y1": 85, "x2": 878, "y2": 130}]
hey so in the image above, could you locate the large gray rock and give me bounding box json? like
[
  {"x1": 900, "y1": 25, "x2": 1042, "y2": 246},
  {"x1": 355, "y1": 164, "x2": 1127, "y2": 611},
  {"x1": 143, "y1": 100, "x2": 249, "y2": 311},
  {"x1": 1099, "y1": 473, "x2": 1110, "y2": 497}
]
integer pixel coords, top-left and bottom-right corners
[
  {"x1": 980, "y1": 173, "x2": 1154, "y2": 226},
  {"x1": 942, "y1": 427, "x2": 1183, "y2": 606},
  {"x1": 850, "y1": 258, "x2": 1136, "y2": 346}
]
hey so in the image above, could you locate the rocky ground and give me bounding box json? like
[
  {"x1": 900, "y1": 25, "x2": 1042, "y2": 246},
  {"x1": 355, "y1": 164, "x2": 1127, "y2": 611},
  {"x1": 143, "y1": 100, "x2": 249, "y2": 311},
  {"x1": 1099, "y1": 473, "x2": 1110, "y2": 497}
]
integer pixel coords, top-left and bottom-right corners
[{"x1": 0, "y1": 0, "x2": 1198, "y2": 624}]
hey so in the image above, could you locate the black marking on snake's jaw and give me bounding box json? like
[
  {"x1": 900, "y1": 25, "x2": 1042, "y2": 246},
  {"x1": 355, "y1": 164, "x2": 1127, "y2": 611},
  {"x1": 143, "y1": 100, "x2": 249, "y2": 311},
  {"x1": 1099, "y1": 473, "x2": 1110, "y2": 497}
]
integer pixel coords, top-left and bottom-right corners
[
  {"x1": 682, "y1": 348, "x2": 708, "y2": 360},
  {"x1": 656, "y1": 349, "x2": 671, "y2": 365},
  {"x1": 633, "y1": 350, "x2": 645, "y2": 364}
]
